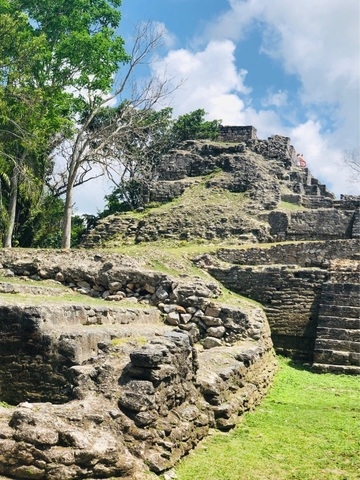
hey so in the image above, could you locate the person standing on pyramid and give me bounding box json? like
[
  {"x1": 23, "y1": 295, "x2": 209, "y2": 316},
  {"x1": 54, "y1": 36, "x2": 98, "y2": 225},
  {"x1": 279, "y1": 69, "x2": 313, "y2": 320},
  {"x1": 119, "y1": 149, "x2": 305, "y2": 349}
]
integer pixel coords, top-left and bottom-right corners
[{"x1": 297, "y1": 153, "x2": 307, "y2": 168}]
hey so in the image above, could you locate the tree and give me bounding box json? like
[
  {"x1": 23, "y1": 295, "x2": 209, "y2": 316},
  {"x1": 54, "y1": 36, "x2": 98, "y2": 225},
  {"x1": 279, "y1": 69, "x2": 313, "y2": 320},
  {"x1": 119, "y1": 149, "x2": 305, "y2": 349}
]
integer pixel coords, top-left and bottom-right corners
[
  {"x1": 340, "y1": 148, "x2": 360, "y2": 187},
  {"x1": 47, "y1": 21, "x2": 173, "y2": 248},
  {"x1": 97, "y1": 108, "x2": 222, "y2": 214},
  {"x1": 173, "y1": 109, "x2": 221, "y2": 142},
  {"x1": 0, "y1": 0, "x2": 128, "y2": 247},
  {"x1": 0, "y1": 4, "x2": 58, "y2": 246},
  {"x1": 99, "y1": 106, "x2": 175, "y2": 211}
]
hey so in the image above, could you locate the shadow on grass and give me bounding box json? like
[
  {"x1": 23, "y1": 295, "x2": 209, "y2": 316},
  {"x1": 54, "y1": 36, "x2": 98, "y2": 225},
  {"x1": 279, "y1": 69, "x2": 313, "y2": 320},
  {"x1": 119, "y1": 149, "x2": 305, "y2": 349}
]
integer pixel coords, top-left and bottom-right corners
[{"x1": 279, "y1": 355, "x2": 313, "y2": 372}]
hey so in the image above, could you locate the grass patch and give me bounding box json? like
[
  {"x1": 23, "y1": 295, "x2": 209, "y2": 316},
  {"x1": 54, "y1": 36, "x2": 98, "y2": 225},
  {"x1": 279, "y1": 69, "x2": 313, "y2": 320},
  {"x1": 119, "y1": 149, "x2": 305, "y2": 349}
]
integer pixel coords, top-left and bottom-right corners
[
  {"x1": 104, "y1": 241, "x2": 223, "y2": 277},
  {"x1": 0, "y1": 291, "x2": 148, "y2": 308},
  {"x1": 218, "y1": 287, "x2": 264, "y2": 308},
  {"x1": 0, "y1": 275, "x2": 68, "y2": 289},
  {"x1": 173, "y1": 357, "x2": 360, "y2": 480},
  {"x1": 278, "y1": 200, "x2": 308, "y2": 211},
  {"x1": 111, "y1": 336, "x2": 147, "y2": 347}
]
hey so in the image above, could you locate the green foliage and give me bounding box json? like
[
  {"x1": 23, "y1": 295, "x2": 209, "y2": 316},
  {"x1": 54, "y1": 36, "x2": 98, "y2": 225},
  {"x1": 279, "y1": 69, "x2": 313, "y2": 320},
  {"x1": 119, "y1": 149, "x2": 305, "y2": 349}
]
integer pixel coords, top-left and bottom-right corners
[
  {"x1": 1, "y1": 0, "x2": 222, "y2": 246},
  {"x1": 19, "y1": 0, "x2": 128, "y2": 91},
  {"x1": 70, "y1": 215, "x2": 88, "y2": 248},
  {"x1": 15, "y1": 194, "x2": 89, "y2": 248},
  {"x1": 101, "y1": 185, "x2": 136, "y2": 215},
  {"x1": 97, "y1": 107, "x2": 222, "y2": 216},
  {"x1": 17, "y1": 194, "x2": 64, "y2": 248},
  {"x1": 0, "y1": 0, "x2": 129, "y2": 247},
  {"x1": 173, "y1": 108, "x2": 221, "y2": 142},
  {"x1": 96, "y1": 106, "x2": 175, "y2": 213},
  {"x1": 174, "y1": 358, "x2": 360, "y2": 480}
]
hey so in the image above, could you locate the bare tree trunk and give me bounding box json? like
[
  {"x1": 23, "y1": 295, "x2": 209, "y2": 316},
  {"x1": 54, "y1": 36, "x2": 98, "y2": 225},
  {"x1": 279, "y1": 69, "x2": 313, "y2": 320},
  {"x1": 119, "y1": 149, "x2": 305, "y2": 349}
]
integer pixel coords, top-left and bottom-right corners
[
  {"x1": 61, "y1": 179, "x2": 74, "y2": 249},
  {"x1": 3, "y1": 164, "x2": 19, "y2": 248}
]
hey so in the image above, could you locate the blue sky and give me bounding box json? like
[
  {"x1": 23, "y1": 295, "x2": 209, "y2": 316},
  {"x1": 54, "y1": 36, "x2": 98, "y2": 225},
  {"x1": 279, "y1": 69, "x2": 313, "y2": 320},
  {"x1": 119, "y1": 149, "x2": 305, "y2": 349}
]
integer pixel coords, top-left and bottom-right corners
[{"x1": 74, "y1": 0, "x2": 360, "y2": 214}]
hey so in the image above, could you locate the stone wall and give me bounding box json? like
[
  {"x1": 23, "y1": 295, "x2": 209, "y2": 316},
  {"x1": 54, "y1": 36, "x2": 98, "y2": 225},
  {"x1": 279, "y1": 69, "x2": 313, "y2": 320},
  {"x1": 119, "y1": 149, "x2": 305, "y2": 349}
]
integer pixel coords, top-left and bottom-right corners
[
  {"x1": 205, "y1": 264, "x2": 328, "y2": 359},
  {"x1": 253, "y1": 135, "x2": 297, "y2": 166},
  {"x1": 351, "y1": 209, "x2": 360, "y2": 237},
  {"x1": 194, "y1": 239, "x2": 359, "y2": 365},
  {"x1": 0, "y1": 303, "x2": 161, "y2": 405},
  {"x1": 0, "y1": 329, "x2": 276, "y2": 479},
  {"x1": 216, "y1": 239, "x2": 359, "y2": 268},
  {"x1": 218, "y1": 125, "x2": 258, "y2": 143},
  {"x1": 338, "y1": 194, "x2": 360, "y2": 209},
  {"x1": 268, "y1": 209, "x2": 355, "y2": 241},
  {"x1": 0, "y1": 249, "x2": 277, "y2": 479}
]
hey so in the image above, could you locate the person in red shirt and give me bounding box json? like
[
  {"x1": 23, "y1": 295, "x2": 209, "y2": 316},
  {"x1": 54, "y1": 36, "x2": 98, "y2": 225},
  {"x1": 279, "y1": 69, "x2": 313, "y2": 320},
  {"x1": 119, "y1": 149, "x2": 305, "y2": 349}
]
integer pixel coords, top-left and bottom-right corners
[{"x1": 297, "y1": 153, "x2": 307, "y2": 168}]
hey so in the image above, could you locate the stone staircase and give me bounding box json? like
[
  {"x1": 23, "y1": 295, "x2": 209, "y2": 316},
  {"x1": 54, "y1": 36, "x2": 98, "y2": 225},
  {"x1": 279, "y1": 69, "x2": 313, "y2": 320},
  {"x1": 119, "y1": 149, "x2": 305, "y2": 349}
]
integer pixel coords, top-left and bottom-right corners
[
  {"x1": 351, "y1": 208, "x2": 360, "y2": 237},
  {"x1": 312, "y1": 260, "x2": 360, "y2": 374}
]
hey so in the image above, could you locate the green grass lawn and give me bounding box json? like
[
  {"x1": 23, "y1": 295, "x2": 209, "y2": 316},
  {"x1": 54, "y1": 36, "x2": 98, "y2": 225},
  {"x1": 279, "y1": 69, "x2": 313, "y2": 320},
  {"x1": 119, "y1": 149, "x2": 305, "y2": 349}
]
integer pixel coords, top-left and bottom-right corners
[{"x1": 173, "y1": 358, "x2": 360, "y2": 480}]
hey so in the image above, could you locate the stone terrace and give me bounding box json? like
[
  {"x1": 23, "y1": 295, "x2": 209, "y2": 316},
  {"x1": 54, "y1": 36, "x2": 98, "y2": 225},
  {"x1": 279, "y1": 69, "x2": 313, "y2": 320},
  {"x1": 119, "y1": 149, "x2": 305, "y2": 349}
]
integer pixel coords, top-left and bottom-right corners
[
  {"x1": 194, "y1": 239, "x2": 360, "y2": 373},
  {"x1": 0, "y1": 249, "x2": 276, "y2": 479}
]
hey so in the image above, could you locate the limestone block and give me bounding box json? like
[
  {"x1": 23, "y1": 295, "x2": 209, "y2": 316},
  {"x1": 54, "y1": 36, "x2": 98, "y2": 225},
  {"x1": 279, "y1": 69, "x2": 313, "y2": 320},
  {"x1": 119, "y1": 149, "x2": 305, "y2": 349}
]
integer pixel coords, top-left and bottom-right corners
[
  {"x1": 166, "y1": 311, "x2": 180, "y2": 326},
  {"x1": 119, "y1": 380, "x2": 155, "y2": 412},
  {"x1": 207, "y1": 326, "x2": 226, "y2": 338},
  {"x1": 156, "y1": 286, "x2": 169, "y2": 300},
  {"x1": 202, "y1": 337, "x2": 223, "y2": 349},
  {"x1": 130, "y1": 345, "x2": 170, "y2": 367},
  {"x1": 180, "y1": 313, "x2": 192, "y2": 324}
]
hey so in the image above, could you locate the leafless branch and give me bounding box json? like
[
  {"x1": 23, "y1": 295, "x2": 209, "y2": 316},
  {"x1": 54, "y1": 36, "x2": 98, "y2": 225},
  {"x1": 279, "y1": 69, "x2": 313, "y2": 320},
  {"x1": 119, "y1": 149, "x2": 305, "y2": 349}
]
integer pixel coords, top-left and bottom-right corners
[{"x1": 339, "y1": 148, "x2": 360, "y2": 185}]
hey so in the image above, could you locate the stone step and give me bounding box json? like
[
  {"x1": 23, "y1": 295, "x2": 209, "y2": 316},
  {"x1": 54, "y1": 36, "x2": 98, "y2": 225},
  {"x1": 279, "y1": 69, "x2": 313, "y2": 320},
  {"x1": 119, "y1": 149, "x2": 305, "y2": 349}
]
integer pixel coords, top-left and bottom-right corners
[
  {"x1": 319, "y1": 293, "x2": 360, "y2": 307},
  {"x1": 351, "y1": 208, "x2": 360, "y2": 238},
  {"x1": 315, "y1": 327, "x2": 360, "y2": 342},
  {"x1": 0, "y1": 280, "x2": 70, "y2": 296},
  {"x1": 322, "y1": 282, "x2": 360, "y2": 295},
  {"x1": 314, "y1": 338, "x2": 360, "y2": 353},
  {"x1": 0, "y1": 303, "x2": 164, "y2": 331},
  {"x1": 317, "y1": 316, "x2": 360, "y2": 329},
  {"x1": 304, "y1": 185, "x2": 321, "y2": 196},
  {"x1": 301, "y1": 195, "x2": 334, "y2": 209},
  {"x1": 318, "y1": 304, "x2": 360, "y2": 319},
  {"x1": 311, "y1": 363, "x2": 360, "y2": 375},
  {"x1": 88, "y1": 322, "x2": 173, "y2": 339},
  {"x1": 313, "y1": 349, "x2": 360, "y2": 366},
  {"x1": 328, "y1": 272, "x2": 360, "y2": 283}
]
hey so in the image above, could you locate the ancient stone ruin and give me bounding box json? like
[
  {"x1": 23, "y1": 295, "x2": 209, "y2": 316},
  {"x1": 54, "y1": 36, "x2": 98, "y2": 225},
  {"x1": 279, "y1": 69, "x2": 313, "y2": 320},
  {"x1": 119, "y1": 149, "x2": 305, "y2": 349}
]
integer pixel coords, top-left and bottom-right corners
[
  {"x1": 0, "y1": 125, "x2": 359, "y2": 480},
  {"x1": 0, "y1": 249, "x2": 276, "y2": 480}
]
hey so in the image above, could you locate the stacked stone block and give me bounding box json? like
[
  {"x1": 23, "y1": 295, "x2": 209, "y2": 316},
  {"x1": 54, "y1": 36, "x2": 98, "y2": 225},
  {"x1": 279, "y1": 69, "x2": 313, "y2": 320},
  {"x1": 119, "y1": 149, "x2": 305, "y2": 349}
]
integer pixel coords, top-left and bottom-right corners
[
  {"x1": 198, "y1": 239, "x2": 360, "y2": 371},
  {"x1": 313, "y1": 260, "x2": 360, "y2": 374},
  {"x1": 218, "y1": 125, "x2": 257, "y2": 143},
  {"x1": 0, "y1": 249, "x2": 276, "y2": 478}
]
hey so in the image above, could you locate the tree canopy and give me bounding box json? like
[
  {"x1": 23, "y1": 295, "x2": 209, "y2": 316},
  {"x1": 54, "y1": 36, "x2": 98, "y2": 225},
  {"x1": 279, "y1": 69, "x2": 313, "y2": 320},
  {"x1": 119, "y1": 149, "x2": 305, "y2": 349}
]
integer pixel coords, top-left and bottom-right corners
[
  {"x1": 0, "y1": 0, "x2": 128, "y2": 247},
  {"x1": 100, "y1": 107, "x2": 221, "y2": 213},
  {"x1": 173, "y1": 109, "x2": 221, "y2": 142},
  {"x1": 0, "y1": 1, "x2": 222, "y2": 248}
]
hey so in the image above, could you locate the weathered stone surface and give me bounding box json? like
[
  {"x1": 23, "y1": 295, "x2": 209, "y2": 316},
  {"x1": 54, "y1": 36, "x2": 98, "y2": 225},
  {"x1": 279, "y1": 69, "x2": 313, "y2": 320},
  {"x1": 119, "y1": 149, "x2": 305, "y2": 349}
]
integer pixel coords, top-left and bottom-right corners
[
  {"x1": 80, "y1": 137, "x2": 358, "y2": 248},
  {"x1": 0, "y1": 249, "x2": 276, "y2": 479},
  {"x1": 0, "y1": 126, "x2": 358, "y2": 478},
  {"x1": 130, "y1": 345, "x2": 170, "y2": 367}
]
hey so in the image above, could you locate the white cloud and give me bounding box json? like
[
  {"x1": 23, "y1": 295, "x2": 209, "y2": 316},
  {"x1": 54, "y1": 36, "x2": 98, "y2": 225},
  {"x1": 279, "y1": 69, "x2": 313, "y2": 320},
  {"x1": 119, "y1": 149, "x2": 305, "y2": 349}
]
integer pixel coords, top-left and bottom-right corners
[
  {"x1": 202, "y1": 0, "x2": 359, "y2": 147},
  {"x1": 151, "y1": 0, "x2": 359, "y2": 198},
  {"x1": 261, "y1": 89, "x2": 288, "y2": 108},
  {"x1": 151, "y1": 40, "x2": 251, "y2": 116},
  {"x1": 151, "y1": 39, "x2": 288, "y2": 134},
  {"x1": 289, "y1": 120, "x2": 359, "y2": 197}
]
